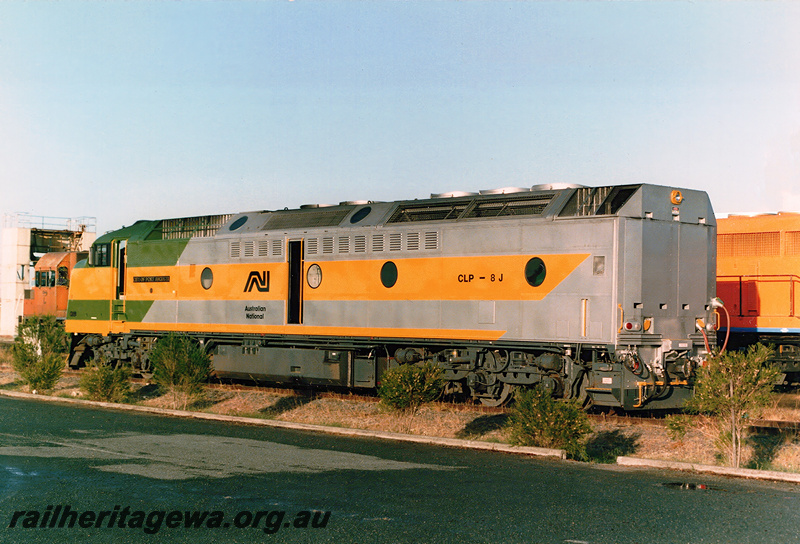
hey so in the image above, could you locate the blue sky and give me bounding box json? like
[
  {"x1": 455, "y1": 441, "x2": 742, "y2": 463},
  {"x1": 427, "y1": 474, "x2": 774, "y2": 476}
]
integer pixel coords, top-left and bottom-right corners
[{"x1": 1, "y1": 1, "x2": 799, "y2": 235}]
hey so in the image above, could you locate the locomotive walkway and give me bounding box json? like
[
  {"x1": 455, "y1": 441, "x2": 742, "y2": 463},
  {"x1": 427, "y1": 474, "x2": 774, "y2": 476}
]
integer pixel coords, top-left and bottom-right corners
[{"x1": 3, "y1": 388, "x2": 800, "y2": 485}]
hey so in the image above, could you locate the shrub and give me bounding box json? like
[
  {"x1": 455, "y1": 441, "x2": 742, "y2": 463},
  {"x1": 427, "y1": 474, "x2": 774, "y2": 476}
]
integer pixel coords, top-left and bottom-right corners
[
  {"x1": 11, "y1": 315, "x2": 67, "y2": 392},
  {"x1": 378, "y1": 363, "x2": 444, "y2": 413},
  {"x1": 506, "y1": 387, "x2": 591, "y2": 459},
  {"x1": 149, "y1": 333, "x2": 212, "y2": 409},
  {"x1": 79, "y1": 357, "x2": 132, "y2": 403},
  {"x1": 0, "y1": 344, "x2": 13, "y2": 366},
  {"x1": 686, "y1": 343, "x2": 778, "y2": 468},
  {"x1": 665, "y1": 413, "x2": 694, "y2": 442}
]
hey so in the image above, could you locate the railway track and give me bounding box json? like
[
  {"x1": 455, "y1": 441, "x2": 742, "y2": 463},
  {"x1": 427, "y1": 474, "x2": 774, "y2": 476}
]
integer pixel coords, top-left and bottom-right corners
[{"x1": 749, "y1": 419, "x2": 800, "y2": 433}]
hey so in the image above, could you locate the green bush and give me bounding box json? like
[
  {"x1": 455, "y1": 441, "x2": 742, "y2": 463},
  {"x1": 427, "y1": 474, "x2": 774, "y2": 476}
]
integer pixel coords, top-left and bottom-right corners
[
  {"x1": 149, "y1": 333, "x2": 212, "y2": 409},
  {"x1": 0, "y1": 344, "x2": 13, "y2": 366},
  {"x1": 665, "y1": 413, "x2": 694, "y2": 441},
  {"x1": 686, "y1": 343, "x2": 778, "y2": 468},
  {"x1": 378, "y1": 363, "x2": 444, "y2": 413},
  {"x1": 79, "y1": 357, "x2": 132, "y2": 403},
  {"x1": 11, "y1": 315, "x2": 67, "y2": 392},
  {"x1": 506, "y1": 387, "x2": 591, "y2": 459}
]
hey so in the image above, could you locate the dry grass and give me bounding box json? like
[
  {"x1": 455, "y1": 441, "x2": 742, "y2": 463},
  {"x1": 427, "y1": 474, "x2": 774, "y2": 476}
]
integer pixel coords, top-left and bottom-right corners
[
  {"x1": 2, "y1": 360, "x2": 800, "y2": 471},
  {"x1": 586, "y1": 418, "x2": 716, "y2": 466},
  {"x1": 766, "y1": 439, "x2": 800, "y2": 471},
  {"x1": 761, "y1": 392, "x2": 800, "y2": 420}
]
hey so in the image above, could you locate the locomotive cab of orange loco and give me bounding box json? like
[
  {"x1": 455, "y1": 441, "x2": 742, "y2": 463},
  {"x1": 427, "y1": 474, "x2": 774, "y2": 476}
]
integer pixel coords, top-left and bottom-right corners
[{"x1": 24, "y1": 251, "x2": 88, "y2": 321}]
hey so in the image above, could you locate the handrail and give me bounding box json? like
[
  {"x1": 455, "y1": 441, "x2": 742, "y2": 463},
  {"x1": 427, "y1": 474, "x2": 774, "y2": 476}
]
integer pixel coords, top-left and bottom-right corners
[{"x1": 717, "y1": 274, "x2": 800, "y2": 318}]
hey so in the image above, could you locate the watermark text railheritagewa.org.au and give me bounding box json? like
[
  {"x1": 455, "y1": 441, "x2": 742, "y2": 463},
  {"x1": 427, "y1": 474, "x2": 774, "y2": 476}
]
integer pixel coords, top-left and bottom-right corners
[{"x1": 8, "y1": 505, "x2": 331, "y2": 535}]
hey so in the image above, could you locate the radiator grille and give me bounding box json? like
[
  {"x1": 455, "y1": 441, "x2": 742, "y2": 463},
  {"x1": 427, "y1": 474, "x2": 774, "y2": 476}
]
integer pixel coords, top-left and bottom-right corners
[
  {"x1": 718, "y1": 232, "x2": 780, "y2": 257},
  {"x1": 786, "y1": 231, "x2": 800, "y2": 255}
]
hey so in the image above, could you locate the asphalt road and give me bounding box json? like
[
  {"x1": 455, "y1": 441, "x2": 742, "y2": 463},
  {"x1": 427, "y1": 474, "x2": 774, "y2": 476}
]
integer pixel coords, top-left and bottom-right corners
[{"x1": 1, "y1": 396, "x2": 799, "y2": 544}]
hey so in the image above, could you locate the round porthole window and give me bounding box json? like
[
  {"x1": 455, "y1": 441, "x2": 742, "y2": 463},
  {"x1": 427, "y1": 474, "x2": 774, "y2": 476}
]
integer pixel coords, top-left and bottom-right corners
[
  {"x1": 201, "y1": 267, "x2": 214, "y2": 290},
  {"x1": 229, "y1": 216, "x2": 248, "y2": 231},
  {"x1": 350, "y1": 206, "x2": 372, "y2": 224},
  {"x1": 524, "y1": 257, "x2": 546, "y2": 287},
  {"x1": 380, "y1": 261, "x2": 398, "y2": 288},
  {"x1": 307, "y1": 263, "x2": 322, "y2": 289}
]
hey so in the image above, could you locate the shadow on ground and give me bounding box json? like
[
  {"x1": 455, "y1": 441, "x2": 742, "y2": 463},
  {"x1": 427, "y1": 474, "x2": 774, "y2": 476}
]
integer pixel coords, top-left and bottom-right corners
[
  {"x1": 455, "y1": 414, "x2": 509, "y2": 440},
  {"x1": 585, "y1": 429, "x2": 641, "y2": 463},
  {"x1": 260, "y1": 392, "x2": 316, "y2": 417},
  {"x1": 128, "y1": 384, "x2": 161, "y2": 402},
  {"x1": 747, "y1": 432, "x2": 793, "y2": 470}
]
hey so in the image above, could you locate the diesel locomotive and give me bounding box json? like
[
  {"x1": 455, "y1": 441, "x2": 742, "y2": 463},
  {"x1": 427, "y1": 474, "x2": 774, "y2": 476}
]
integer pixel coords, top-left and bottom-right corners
[
  {"x1": 23, "y1": 251, "x2": 88, "y2": 321},
  {"x1": 65, "y1": 183, "x2": 717, "y2": 410},
  {"x1": 717, "y1": 212, "x2": 800, "y2": 384}
]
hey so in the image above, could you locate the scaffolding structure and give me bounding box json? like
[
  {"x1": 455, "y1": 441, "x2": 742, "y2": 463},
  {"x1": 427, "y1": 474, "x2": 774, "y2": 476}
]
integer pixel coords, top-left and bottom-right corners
[{"x1": 0, "y1": 214, "x2": 97, "y2": 341}]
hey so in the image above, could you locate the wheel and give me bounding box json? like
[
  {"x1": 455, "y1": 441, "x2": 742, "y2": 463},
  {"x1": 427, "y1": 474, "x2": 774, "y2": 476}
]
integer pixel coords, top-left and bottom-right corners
[
  {"x1": 481, "y1": 350, "x2": 509, "y2": 373},
  {"x1": 479, "y1": 382, "x2": 514, "y2": 407}
]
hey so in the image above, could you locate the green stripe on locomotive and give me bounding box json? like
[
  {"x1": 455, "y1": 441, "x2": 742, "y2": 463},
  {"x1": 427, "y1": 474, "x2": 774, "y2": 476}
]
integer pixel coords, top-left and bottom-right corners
[
  {"x1": 127, "y1": 239, "x2": 191, "y2": 268},
  {"x1": 120, "y1": 300, "x2": 156, "y2": 322},
  {"x1": 67, "y1": 300, "x2": 112, "y2": 321}
]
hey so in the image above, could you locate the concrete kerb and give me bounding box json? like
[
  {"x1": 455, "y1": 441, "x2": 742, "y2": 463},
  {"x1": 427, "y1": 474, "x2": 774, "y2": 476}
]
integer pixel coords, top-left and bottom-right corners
[
  {"x1": 0, "y1": 389, "x2": 566, "y2": 460},
  {"x1": 617, "y1": 456, "x2": 800, "y2": 484}
]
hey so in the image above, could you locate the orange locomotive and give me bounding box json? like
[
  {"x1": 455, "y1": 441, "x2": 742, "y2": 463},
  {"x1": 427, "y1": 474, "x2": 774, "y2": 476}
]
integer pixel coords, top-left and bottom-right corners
[
  {"x1": 716, "y1": 212, "x2": 800, "y2": 383},
  {"x1": 23, "y1": 251, "x2": 88, "y2": 321}
]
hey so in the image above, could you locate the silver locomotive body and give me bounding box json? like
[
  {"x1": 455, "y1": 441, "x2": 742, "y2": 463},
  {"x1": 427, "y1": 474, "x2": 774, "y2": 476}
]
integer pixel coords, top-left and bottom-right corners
[{"x1": 69, "y1": 183, "x2": 716, "y2": 409}]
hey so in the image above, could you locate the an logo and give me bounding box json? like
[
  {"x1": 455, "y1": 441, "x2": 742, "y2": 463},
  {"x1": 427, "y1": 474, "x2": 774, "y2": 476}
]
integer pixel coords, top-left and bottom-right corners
[{"x1": 244, "y1": 271, "x2": 270, "y2": 293}]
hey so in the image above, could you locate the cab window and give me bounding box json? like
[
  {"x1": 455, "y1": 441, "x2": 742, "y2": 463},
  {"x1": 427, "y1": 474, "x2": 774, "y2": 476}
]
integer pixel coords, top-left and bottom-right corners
[
  {"x1": 90, "y1": 243, "x2": 110, "y2": 267},
  {"x1": 57, "y1": 266, "x2": 69, "y2": 286}
]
